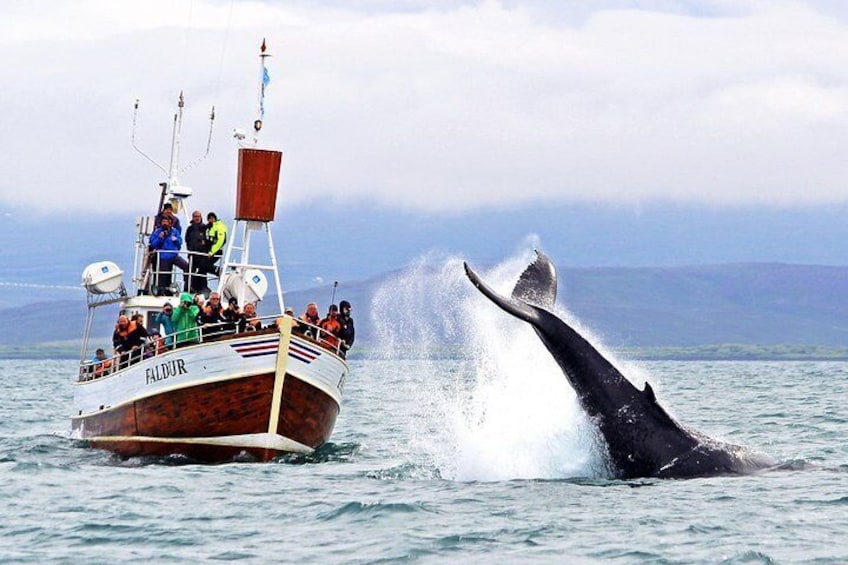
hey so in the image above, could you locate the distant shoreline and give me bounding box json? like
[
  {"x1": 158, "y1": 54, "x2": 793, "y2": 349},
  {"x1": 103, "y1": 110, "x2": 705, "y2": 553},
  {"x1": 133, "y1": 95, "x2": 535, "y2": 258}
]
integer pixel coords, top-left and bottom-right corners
[{"x1": 4, "y1": 343, "x2": 848, "y2": 362}]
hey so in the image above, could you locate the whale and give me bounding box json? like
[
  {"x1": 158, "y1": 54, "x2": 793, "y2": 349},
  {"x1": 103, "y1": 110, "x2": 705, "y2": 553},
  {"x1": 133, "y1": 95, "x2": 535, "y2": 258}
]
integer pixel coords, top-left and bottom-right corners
[{"x1": 464, "y1": 251, "x2": 773, "y2": 479}]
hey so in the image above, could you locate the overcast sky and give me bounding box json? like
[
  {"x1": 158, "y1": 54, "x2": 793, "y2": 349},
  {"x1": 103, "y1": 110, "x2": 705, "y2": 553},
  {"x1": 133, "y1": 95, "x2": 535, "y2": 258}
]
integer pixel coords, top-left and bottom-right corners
[{"x1": 2, "y1": 0, "x2": 848, "y2": 216}]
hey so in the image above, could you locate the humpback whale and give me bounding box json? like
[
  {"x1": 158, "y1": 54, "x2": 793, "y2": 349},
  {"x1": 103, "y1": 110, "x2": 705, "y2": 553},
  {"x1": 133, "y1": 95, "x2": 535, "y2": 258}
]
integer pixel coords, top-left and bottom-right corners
[{"x1": 464, "y1": 251, "x2": 773, "y2": 479}]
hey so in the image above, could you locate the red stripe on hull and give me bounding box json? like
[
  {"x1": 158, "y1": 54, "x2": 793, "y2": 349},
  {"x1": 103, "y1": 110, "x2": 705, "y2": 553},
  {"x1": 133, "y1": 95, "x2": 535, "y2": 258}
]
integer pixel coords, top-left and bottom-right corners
[{"x1": 73, "y1": 372, "x2": 339, "y2": 462}]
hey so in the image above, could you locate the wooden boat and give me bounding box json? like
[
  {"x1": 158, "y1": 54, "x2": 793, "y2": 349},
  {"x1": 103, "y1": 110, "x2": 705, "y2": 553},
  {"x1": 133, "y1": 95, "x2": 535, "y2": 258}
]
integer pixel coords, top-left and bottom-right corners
[{"x1": 72, "y1": 42, "x2": 349, "y2": 462}]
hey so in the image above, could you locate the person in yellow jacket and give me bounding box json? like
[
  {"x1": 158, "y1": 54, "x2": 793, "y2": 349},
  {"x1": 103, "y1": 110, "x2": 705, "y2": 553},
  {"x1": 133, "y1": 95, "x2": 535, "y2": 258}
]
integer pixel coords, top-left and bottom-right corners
[{"x1": 206, "y1": 212, "x2": 228, "y2": 276}]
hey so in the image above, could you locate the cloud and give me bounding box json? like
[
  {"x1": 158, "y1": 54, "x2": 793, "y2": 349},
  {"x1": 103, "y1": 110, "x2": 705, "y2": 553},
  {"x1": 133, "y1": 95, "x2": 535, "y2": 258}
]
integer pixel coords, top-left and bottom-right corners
[{"x1": 2, "y1": 0, "x2": 848, "y2": 215}]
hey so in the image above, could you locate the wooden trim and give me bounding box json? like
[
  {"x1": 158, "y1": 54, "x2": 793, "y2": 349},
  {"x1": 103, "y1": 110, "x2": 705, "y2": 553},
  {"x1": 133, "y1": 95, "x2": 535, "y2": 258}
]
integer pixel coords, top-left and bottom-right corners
[{"x1": 268, "y1": 317, "x2": 293, "y2": 435}]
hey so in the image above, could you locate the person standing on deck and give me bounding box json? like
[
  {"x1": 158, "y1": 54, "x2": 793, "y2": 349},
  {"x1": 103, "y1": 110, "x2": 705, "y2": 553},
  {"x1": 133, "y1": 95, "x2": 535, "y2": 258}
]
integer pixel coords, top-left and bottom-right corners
[
  {"x1": 338, "y1": 300, "x2": 355, "y2": 352},
  {"x1": 206, "y1": 212, "x2": 228, "y2": 276},
  {"x1": 154, "y1": 202, "x2": 182, "y2": 233},
  {"x1": 171, "y1": 292, "x2": 201, "y2": 345},
  {"x1": 149, "y1": 215, "x2": 188, "y2": 295},
  {"x1": 154, "y1": 302, "x2": 176, "y2": 347},
  {"x1": 185, "y1": 210, "x2": 210, "y2": 293}
]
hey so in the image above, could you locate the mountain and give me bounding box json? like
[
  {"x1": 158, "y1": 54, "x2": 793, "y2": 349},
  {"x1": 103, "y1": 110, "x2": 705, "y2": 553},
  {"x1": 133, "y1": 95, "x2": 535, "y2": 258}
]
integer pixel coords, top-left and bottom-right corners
[
  {"x1": 4, "y1": 201, "x2": 848, "y2": 302},
  {"x1": 2, "y1": 263, "x2": 847, "y2": 353}
]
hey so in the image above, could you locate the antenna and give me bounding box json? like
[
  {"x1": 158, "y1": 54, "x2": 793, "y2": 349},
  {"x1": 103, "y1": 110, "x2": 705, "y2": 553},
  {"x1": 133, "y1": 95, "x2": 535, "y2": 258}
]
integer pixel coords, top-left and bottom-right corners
[
  {"x1": 131, "y1": 93, "x2": 216, "y2": 204},
  {"x1": 131, "y1": 99, "x2": 167, "y2": 174},
  {"x1": 180, "y1": 105, "x2": 216, "y2": 175}
]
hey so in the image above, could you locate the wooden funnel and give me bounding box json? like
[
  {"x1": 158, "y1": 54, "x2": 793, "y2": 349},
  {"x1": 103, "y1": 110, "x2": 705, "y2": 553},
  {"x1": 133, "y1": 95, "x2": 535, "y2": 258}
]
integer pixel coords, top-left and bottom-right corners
[{"x1": 235, "y1": 148, "x2": 283, "y2": 222}]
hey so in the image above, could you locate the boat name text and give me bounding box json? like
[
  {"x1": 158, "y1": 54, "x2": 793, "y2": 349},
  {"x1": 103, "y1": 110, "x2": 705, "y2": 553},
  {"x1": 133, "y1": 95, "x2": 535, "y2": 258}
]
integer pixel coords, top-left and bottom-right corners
[{"x1": 146, "y1": 359, "x2": 188, "y2": 384}]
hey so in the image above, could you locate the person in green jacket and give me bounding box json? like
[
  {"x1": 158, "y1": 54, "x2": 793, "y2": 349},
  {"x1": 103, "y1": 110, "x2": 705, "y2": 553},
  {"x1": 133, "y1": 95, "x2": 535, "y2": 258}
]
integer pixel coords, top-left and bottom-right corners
[
  {"x1": 171, "y1": 292, "x2": 200, "y2": 345},
  {"x1": 206, "y1": 212, "x2": 228, "y2": 276}
]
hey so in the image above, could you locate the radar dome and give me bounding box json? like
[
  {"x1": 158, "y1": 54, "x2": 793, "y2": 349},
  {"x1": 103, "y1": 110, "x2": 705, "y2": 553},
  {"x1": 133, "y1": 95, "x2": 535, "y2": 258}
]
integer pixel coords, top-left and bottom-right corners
[
  {"x1": 220, "y1": 269, "x2": 268, "y2": 305},
  {"x1": 82, "y1": 261, "x2": 124, "y2": 294}
]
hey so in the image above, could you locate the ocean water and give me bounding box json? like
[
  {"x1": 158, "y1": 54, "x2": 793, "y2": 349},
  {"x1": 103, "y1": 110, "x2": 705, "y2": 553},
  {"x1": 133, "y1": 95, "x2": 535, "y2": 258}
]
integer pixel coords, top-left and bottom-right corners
[
  {"x1": 0, "y1": 358, "x2": 846, "y2": 563},
  {"x1": 2, "y1": 253, "x2": 847, "y2": 563}
]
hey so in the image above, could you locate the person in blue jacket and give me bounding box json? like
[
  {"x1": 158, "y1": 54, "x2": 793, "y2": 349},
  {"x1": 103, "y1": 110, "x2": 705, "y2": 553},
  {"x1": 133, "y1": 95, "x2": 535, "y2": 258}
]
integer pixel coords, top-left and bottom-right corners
[
  {"x1": 149, "y1": 215, "x2": 189, "y2": 295},
  {"x1": 154, "y1": 302, "x2": 176, "y2": 347}
]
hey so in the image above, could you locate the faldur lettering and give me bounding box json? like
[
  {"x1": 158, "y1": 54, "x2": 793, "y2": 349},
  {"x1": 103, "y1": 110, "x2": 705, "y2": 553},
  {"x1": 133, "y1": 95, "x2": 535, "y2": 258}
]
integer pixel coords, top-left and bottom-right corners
[{"x1": 145, "y1": 359, "x2": 188, "y2": 384}]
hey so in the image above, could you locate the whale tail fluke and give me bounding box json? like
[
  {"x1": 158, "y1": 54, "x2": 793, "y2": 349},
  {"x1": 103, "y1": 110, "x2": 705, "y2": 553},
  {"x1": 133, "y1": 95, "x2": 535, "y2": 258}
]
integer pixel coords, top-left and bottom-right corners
[
  {"x1": 511, "y1": 250, "x2": 557, "y2": 310},
  {"x1": 463, "y1": 261, "x2": 541, "y2": 323}
]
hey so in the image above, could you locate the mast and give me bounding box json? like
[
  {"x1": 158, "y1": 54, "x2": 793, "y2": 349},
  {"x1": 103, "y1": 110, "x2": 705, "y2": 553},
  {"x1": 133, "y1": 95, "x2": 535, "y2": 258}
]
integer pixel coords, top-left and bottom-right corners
[
  {"x1": 217, "y1": 40, "x2": 285, "y2": 315},
  {"x1": 254, "y1": 38, "x2": 271, "y2": 146},
  {"x1": 131, "y1": 93, "x2": 216, "y2": 220},
  {"x1": 130, "y1": 93, "x2": 215, "y2": 294}
]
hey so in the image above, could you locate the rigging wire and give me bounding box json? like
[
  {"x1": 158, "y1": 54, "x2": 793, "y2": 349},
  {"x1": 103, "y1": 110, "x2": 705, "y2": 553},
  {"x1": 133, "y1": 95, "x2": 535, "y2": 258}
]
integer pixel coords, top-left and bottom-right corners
[
  {"x1": 180, "y1": 0, "x2": 195, "y2": 85},
  {"x1": 213, "y1": 0, "x2": 236, "y2": 102}
]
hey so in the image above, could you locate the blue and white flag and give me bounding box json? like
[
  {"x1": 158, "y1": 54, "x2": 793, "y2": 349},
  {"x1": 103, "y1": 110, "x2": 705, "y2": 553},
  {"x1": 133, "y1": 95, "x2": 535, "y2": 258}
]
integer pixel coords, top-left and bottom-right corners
[{"x1": 259, "y1": 67, "x2": 270, "y2": 120}]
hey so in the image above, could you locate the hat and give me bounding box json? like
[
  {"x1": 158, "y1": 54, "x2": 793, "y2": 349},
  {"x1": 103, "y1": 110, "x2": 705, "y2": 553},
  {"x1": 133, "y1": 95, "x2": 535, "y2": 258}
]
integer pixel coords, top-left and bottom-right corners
[
  {"x1": 285, "y1": 307, "x2": 295, "y2": 315},
  {"x1": 180, "y1": 292, "x2": 193, "y2": 303},
  {"x1": 163, "y1": 302, "x2": 172, "y2": 307},
  {"x1": 229, "y1": 297, "x2": 239, "y2": 305},
  {"x1": 329, "y1": 304, "x2": 338, "y2": 312},
  {"x1": 339, "y1": 300, "x2": 351, "y2": 310}
]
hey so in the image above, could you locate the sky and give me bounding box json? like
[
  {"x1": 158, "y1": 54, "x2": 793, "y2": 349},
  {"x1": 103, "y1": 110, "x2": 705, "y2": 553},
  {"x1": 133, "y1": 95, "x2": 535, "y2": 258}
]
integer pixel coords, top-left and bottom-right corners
[{"x1": 2, "y1": 0, "x2": 848, "y2": 218}]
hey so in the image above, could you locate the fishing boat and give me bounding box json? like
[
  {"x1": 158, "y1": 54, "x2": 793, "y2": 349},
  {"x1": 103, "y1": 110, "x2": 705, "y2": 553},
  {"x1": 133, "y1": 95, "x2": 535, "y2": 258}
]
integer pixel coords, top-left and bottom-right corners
[{"x1": 71, "y1": 42, "x2": 349, "y2": 462}]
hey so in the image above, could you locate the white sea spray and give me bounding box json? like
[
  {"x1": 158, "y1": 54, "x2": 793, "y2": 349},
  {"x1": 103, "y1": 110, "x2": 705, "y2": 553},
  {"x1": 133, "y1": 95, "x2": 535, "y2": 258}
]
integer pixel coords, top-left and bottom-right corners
[{"x1": 370, "y1": 246, "x2": 607, "y2": 481}]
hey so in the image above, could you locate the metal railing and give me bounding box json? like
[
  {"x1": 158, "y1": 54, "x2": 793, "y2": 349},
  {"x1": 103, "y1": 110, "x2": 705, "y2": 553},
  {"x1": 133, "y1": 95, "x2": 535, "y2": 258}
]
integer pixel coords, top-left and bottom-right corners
[
  {"x1": 138, "y1": 249, "x2": 220, "y2": 296},
  {"x1": 77, "y1": 314, "x2": 347, "y2": 382}
]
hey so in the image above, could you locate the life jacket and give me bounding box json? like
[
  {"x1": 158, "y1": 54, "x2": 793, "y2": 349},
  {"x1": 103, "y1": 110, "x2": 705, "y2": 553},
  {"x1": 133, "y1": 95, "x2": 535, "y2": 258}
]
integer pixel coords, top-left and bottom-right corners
[
  {"x1": 321, "y1": 316, "x2": 341, "y2": 335},
  {"x1": 115, "y1": 321, "x2": 138, "y2": 340},
  {"x1": 94, "y1": 358, "x2": 113, "y2": 377},
  {"x1": 320, "y1": 316, "x2": 341, "y2": 347},
  {"x1": 301, "y1": 313, "x2": 320, "y2": 327}
]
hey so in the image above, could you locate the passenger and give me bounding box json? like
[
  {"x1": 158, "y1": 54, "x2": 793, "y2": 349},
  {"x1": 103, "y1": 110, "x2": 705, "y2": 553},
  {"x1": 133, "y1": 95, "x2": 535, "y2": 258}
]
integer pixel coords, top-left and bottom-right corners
[
  {"x1": 145, "y1": 329, "x2": 165, "y2": 358},
  {"x1": 185, "y1": 210, "x2": 210, "y2": 293},
  {"x1": 206, "y1": 212, "x2": 228, "y2": 276},
  {"x1": 171, "y1": 292, "x2": 201, "y2": 345},
  {"x1": 112, "y1": 315, "x2": 135, "y2": 353},
  {"x1": 320, "y1": 304, "x2": 341, "y2": 347},
  {"x1": 154, "y1": 202, "x2": 182, "y2": 233},
  {"x1": 283, "y1": 306, "x2": 301, "y2": 333},
  {"x1": 237, "y1": 302, "x2": 262, "y2": 332},
  {"x1": 153, "y1": 302, "x2": 175, "y2": 347},
  {"x1": 300, "y1": 302, "x2": 321, "y2": 327},
  {"x1": 200, "y1": 292, "x2": 226, "y2": 335},
  {"x1": 142, "y1": 202, "x2": 183, "y2": 295},
  {"x1": 126, "y1": 313, "x2": 149, "y2": 345},
  {"x1": 320, "y1": 304, "x2": 341, "y2": 334},
  {"x1": 149, "y1": 215, "x2": 189, "y2": 296},
  {"x1": 91, "y1": 348, "x2": 112, "y2": 378},
  {"x1": 222, "y1": 297, "x2": 240, "y2": 332},
  {"x1": 338, "y1": 300, "x2": 355, "y2": 352},
  {"x1": 125, "y1": 313, "x2": 150, "y2": 364}
]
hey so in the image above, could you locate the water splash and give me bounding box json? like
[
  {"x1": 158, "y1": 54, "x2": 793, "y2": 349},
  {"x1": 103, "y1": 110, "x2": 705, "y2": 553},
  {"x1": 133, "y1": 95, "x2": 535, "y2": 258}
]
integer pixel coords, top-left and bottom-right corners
[{"x1": 370, "y1": 246, "x2": 608, "y2": 482}]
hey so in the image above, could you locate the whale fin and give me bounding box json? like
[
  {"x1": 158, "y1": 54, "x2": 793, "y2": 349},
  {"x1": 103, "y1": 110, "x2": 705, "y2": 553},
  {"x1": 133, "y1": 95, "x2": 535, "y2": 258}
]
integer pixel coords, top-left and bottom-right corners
[
  {"x1": 643, "y1": 381, "x2": 657, "y2": 403},
  {"x1": 464, "y1": 261, "x2": 541, "y2": 324},
  {"x1": 512, "y1": 250, "x2": 557, "y2": 310}
]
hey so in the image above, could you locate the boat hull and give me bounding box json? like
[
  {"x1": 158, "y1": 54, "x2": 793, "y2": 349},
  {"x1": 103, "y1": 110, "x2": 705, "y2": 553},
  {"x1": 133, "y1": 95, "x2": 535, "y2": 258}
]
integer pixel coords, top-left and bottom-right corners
[{"x1": 72, "y1": 331, "x2": 347, "y2": 462}]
